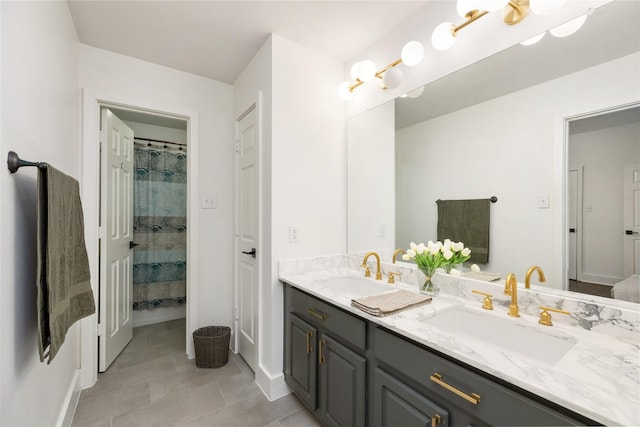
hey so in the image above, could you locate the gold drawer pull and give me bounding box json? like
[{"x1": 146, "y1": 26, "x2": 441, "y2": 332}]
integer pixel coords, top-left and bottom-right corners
[
  {"x1": 306, "y1": 331, "x2": 313, "y2": 354},
  {"x1": 431, "y1": 413, "x2": 441, "y2": 427},
  {"x1": 307, "y1": 307, "x2": 327, "y2": 320},
  {"x1": 430, "y1": 373, "x2": 481, "y2": 405},
  {"x1": 319, "y1": 339, "x2": 326, "y2": 364}
]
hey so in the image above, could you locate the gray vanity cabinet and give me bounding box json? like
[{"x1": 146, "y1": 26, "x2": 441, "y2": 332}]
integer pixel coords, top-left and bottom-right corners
[
  {"x1": 284, "y1": 285, "x2": 367, "y2": 427},
  {"x1": 283, "y1": 284, "x2": 594, "y2": 427},
  {"x1": 374, "y1": 327, "x2": 590, "y2": 427}
]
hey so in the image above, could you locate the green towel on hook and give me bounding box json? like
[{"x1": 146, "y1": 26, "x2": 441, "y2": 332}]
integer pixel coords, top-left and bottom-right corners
[
  {"x1": 437, "y1": 198, "x2": 491, "y2": 264},
  {"x1": 37, "y1": 165, "x2": 96, "y2": 363}
]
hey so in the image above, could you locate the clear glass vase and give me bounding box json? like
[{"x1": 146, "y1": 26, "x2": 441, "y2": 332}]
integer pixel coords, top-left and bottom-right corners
[
  {"x1": 444, "y1": 263, "x2": 461, "y2": 274},
  {"x1": 418, "y1": 266, "x2": 439, "y2": 296}
]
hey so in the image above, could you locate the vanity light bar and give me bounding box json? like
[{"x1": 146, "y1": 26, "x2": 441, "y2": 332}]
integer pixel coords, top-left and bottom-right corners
[
  {"x1": 433, "y1": 0, "x2": 531, "y2": 51},
  {"x1": 339, "y1": 41, "x2": 424, "y2": 101}
]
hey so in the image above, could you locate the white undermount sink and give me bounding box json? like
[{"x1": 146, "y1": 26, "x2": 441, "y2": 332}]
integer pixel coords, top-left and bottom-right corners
[
  {"x1": 315, "y1": 276, "x2": 394, "y2": 298},
  {"x1": 425, "y1": 307, "x2": 577, "y2": 365}
]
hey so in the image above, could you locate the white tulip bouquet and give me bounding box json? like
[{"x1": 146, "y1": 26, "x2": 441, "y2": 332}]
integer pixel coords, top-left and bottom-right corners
[{"x1": 402, "y1": 239, "x2": 471, "y2": 293}]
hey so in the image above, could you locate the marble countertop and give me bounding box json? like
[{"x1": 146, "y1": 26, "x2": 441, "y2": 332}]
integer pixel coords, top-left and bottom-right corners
[{"x1": 279, "y1": 258, "x2": 640, "y2": 426}]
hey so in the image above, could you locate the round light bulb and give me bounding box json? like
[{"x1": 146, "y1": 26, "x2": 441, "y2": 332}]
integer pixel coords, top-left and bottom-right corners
[
  {"x1": 479, "y1": 0, "x2": 509, "y2": 12},
  {"x1": 520, "y1": 32, "x2": 545, "y2": 46},
  {"x1": 401, "y1": 41, "x2": 424, "y2": 67},
  {"x1": 350, "y1": 62, "x2": 361, "y2": 81},
  {"x1": 338, "y1": 82, "x2": 353, "y2": 101},
  {"x1": 382, "y1": 67, "x2": 403, "y2": 90},
  {"x1": 355, "y1": 60, "x2": 377, "y2": 82},
  {"x1": 432, "y1": 22, "x2": 456, "y2": 51},
  {"x1": 549, "y1": 14, "x2": 587, "y2": 38},
  {"x1": 530, "y1": 0, "x2": 566, "y2": 15}
]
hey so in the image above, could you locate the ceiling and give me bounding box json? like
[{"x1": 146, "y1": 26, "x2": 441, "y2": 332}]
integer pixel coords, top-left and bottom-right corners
[{"x1": 67, "y1": 0, "x2": 429, "y2": 85}]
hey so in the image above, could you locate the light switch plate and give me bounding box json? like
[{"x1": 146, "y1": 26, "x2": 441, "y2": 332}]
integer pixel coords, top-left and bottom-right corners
[
  {"x1": 201, "y1": 193, "x2": 217, "y2": 209},
  {"x1": 289, "y1": 225, "x2": 299, "y2": 243},
  {"x1": 537, "y1": 193, "x2": 550, "y2": 209}
]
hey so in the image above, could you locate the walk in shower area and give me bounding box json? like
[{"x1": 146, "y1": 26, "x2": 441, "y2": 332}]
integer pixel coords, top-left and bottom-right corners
[{"x1": 114, "y1": 108, "x2": 189, "y2": 327}]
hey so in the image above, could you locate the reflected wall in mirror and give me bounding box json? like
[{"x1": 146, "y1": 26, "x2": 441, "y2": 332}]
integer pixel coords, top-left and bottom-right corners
[
  {"x1": 567, "y1": 106, "x2": 640, "y2": 296},
  {"x1": 346, "y1": 0, "x2": 640, "y2": 302}
]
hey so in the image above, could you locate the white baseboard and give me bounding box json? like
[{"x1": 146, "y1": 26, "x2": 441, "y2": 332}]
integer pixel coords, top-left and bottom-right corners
[
  {"x1": 255, "y1": 366, "x2": 291, "y2": 402},
  {"x1": 57, "y1": 369, "x2": 81, "y2": 427},
  {"x1": 579, "y1": 272, "x2": 620, "y2": 286},
  {"x1": 132, "y1": 307, "x2": 186, "y2": 327}
]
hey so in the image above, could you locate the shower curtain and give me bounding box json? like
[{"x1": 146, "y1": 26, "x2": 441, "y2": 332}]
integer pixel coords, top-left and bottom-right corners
[{"x1": 132, "y1": 142, "x2": 187, "y2": 310}]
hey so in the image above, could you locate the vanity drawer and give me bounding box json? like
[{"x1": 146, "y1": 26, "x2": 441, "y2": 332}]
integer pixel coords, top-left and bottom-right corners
[
  {"x1": 287, "y1": 285, "x2": 366, "y2": 351},
  {"x1": 374, "y1": 327, "x2": 584, "y2": 426}
]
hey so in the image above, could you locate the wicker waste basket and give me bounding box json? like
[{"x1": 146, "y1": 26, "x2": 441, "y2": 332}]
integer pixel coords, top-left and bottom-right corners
[{"x1": 193, "y1": 326, "x2": 230, "y2": 368}]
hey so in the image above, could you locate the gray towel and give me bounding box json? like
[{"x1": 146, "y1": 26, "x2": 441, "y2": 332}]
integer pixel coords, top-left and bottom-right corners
[
  {"x1": 37, "y1": 165, "x2": 96, "y2": 363},
  {"x1": 437, "y1": 199, "x2": 491, "y2": 264}
]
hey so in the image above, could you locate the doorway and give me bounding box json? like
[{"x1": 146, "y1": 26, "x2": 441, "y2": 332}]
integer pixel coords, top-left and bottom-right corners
[
  {"x1": 80, "y1": 92, "x2": 200, "y2": 389},
  {"x1": 99, "y1": 106, "x2": 189, "y2": 371},
  {"x1": 566, "y1": 104, "x2": 640, "y2": 293}
]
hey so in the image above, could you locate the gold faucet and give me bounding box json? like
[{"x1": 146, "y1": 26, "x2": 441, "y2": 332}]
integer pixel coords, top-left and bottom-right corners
[
  {"x1": 387, "y1": 271, "x2": 400, "y2": 284},
  {"x1": 362, "y1": 251, "x2": 382, "y2": 280},
  {"x1": 538, "y1": 306, "x2": 570, "y2": 326},
  {"x1": 392, "y1": 248, "x2": 406, "y2": 264},
  {"x1": 505, "y1": 273, "x2": 520, "y2": 317},
  {"x1": 525, "y1": 265, "x2": 546, "y2": 289}
]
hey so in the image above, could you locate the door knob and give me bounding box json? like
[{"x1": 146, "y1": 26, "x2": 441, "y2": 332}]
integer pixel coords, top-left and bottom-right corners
[
  {"x1": 626, "y1": 230, "x2": 639, "y2": 235},
  {"x1": 129, "y1": 241, "x2": 139, "y2": 249},
  {"x1": 569, "y1": 228, "x2": 576, "y2": 233},
  {"x1": 242, "y1": 248, "x2": 257, "y2": 258}
]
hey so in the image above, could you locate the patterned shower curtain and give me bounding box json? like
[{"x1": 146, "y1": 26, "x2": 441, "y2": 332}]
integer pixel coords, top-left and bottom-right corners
[{"x1": 133, "y1": 142, "x2": 187, "y2": 310}]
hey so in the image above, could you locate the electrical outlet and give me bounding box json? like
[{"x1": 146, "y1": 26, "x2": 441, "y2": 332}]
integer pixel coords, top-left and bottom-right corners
[{"x1": 289, "y1": 225, "x2": 299, "y2": 243}]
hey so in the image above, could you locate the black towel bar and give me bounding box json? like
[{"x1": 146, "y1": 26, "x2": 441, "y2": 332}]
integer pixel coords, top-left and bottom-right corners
[
  {"x1": 436, "y1": 196, "x2": 498, "y2": 204},
  {"x1": 7, "y1": 151, "x2": 48, "y2": 174}
]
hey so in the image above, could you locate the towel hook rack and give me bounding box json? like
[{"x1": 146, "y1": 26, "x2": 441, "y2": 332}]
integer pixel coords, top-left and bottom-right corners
[
  {"x1": 7, "y1": 151, "x2": 48, "y2": 174},
  {"x1": 436, "y1": 196, "x2": 498, "y2": 204}
]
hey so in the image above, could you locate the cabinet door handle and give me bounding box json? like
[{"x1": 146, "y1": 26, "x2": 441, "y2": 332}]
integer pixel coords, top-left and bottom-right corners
[
  {"x1": 430, "y1": 373, "x2": 481, "y2": 405},
  {"x1": 307, "y1": 307, "x2": 327, "y2": 320},
  {"x1": 319, "y1": 339, "x2": 326, "y2": 364},
  {"x1": 306, "y1": 331, "x2": 313, "y2": 354},
  {"x1": 431, "y1": 413, "x2": 441, "y2": 427}
]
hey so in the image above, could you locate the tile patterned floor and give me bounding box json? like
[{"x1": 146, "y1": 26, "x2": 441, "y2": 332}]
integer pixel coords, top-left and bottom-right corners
[
  {"x1": 568, "y1": 279, "x2": 612, "y2": 298},
  {"x1": 72, "y1": 319, "x2": 321, "y2": 427}
]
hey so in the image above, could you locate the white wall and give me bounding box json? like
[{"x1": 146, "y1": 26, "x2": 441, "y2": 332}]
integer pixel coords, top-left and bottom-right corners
[
  {"x1": 79, "y1": 45, "x2": 234, "y2": 370},
  {"x1": 347, "y1": 101, "x2": 395, "y2": 253},
  {"x1": 270, "y1": 32, "x2": 345, "y2": 386},
  {"x1": 395, "y1": 53, "x2": 640, "y2": 287},
  {"x1": 233, "y1": 34, "x2": 345, "y2": 399},
  {"x1": 1, "y1": 2, "x2": 82, "y2": 425},
  {"x1": 570, "y1": 116, "x2": 640, "y2": 284}
]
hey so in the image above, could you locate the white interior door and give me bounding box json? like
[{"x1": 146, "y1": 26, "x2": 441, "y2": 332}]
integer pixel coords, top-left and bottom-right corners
[
  {"x1": 99, "y1": 108, "x2": 134, "y2": 372},
  {"x1": 623, "y1": 163, "x2": 640, "y2": 277},
  {"x1": 236, "y1": 106, "x2": 258, "y2": 371},
  {"x1": 568, "y1": 170, "x2": 578, "y2": 281}
]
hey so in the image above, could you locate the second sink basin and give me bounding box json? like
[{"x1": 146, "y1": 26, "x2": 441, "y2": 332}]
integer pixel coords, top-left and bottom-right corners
[
  {"x1": 315, "y1": 276, "x2": 394, "y2": 298},
  {"x1": 425, "y1": 307, "x2": 576, "y2": 365}
]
